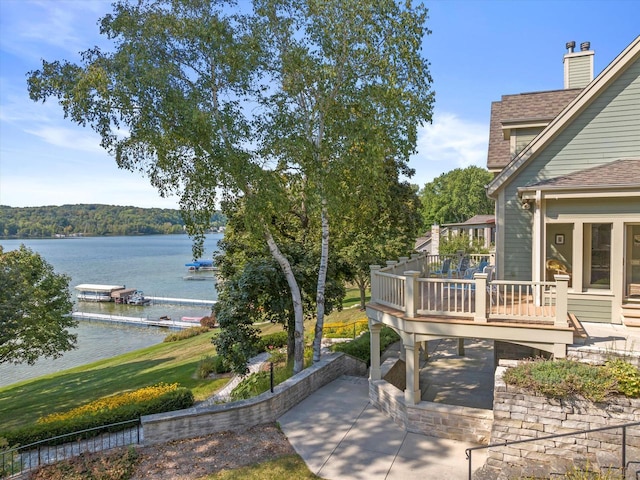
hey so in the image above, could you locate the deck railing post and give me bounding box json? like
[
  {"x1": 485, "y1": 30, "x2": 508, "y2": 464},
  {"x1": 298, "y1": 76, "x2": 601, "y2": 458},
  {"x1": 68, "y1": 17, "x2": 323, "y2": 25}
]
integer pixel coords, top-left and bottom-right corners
[
  {"x1": 474, "y1": 273, "x2": 488, "y2": 323},
  {"x1": 404, "y1": 271, "x2": 420, "y2": 318},
  {"x1": 554, "y1": 274, "x2": 570, "y2": 327},
  {"x1": 386, "y1": 260, "x2": 398, "y2": 274},
  {"x1": 370, "y1": 265, "x2": 381, "y2": 303}
]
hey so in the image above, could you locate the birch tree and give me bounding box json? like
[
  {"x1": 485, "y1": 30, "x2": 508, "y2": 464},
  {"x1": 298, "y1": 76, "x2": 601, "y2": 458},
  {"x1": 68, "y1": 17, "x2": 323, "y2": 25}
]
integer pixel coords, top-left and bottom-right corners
[
  {"x1": 27, "y1": 0, "x2": 434, "y2": 372},
  {"x1": 254, "y1": 0, "x2": 434, "y2": 362}
]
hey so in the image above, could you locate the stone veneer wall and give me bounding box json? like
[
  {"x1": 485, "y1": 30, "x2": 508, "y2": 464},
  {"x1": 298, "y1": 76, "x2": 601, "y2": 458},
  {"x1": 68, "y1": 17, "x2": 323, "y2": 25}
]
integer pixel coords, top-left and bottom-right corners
[
  {"x1": 142, "y1": 353, "x2": 366, "y2": 446},
  {"x1": 485, "y1": 362, "x2": 640, "y2": 478},
  {"x1": 370, "y1": 358, "x2": 493, "y2": 445},
  {"x1": 567, "y1": 344, "x2": 640, "y2": 368}
]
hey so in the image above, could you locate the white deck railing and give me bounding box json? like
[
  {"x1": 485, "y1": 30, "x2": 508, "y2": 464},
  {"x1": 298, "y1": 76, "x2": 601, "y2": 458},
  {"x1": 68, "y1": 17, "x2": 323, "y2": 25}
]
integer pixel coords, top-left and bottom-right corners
[
  {"x1": 370, "y1": 255, "x2": 569, "y2": 326},
  {"x1": 490, "y1": 281, "x2": 557, "y2": 321}
]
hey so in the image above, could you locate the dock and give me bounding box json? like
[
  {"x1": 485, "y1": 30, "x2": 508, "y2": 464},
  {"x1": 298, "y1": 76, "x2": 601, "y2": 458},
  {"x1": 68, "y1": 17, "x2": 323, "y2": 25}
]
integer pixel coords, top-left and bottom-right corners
[
  {"x1": 72, "y1": 312, "x2": 198, "y2": 330},
  {"x1": 145, "y1": 296, "x2": 216, "y2": 307}
]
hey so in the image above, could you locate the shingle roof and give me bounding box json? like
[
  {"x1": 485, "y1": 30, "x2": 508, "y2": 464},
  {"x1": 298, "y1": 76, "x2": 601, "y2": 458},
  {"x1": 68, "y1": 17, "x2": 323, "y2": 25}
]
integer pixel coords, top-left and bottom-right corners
[
  {"x1": 523, "y1": 158, "x2": 640, "y2": 190},
  {"x1": 443, "y1": 214, "x2": 495, "y2": 227},
  {"x1": 486, "y1": 89, "x2": 582, "y2": 171}
]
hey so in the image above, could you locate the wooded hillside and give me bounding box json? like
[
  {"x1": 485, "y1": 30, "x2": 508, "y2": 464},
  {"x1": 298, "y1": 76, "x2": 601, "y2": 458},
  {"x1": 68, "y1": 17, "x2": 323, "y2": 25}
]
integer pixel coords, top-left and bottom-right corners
[{"x1": 0, "y1": 204, "x2": 226, "y2": 238}]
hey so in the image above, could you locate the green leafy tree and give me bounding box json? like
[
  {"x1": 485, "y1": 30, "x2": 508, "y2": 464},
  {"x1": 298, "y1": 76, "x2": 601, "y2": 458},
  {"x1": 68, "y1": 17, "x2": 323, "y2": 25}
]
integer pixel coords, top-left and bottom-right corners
[
  {"x1": 419, "y1": 166, "x2": 494, "y2": 228},
  {"x1": 335, "y1": 162, "x2": 422, "y2": 309},
  {"x1": 27, "y1": 0, "x2": 433, "y2": 373},
  {"x1": 213, "y1": 196, "x2": 346, "y2": 373},
  {"x1": 254, "y1": 0, "x2": 434, "y2": 362},
  {"x1": 0, "y1": 246, "x2": 76, "y2": 364}
]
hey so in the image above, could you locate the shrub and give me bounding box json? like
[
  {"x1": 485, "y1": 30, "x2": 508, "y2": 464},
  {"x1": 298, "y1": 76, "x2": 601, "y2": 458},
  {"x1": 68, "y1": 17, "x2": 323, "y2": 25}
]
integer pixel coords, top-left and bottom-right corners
[
  {"x1": 229, "y1": 347, "x2": 314, "y2": 400},
  {"x1": 503, "y1": 359, "x2": 619, "y2": 402},
  {"x1": 196, "y1": 355, "x2": 230, "y2": 379},
  {"x1": 164, "y1": 326, "x2": 210, "y2": 342},
  {"x1": 605, "y1": 359, "x2": 640, "y2": 398},
  {"x1": 257, "y1": 331, "x2": 289, "y2": 352},
  {"x1": 330, "y1": 326, "x2": 400, "y2": 366},
  {"x1": 2, "y1": 386, "x2": 194, "y2": 447},
  {"x1": 200, "y1": 314, "x2": 217, "y2": 328},
  {"x1": 323, "y1": 320, "x2": 368, "y2": 339}
]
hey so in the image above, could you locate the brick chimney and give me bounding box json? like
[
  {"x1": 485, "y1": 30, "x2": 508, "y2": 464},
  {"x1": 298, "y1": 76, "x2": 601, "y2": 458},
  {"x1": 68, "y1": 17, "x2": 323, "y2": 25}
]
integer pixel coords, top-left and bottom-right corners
[{"x1": 563, "y1": 40, "x2": 594, "y2": 89}]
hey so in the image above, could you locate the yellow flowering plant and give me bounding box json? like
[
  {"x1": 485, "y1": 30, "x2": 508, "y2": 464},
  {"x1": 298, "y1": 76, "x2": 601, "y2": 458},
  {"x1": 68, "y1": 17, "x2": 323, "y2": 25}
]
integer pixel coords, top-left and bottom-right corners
[{"x1": 38, "y1": 383, "x2": 180, "y2": 424}]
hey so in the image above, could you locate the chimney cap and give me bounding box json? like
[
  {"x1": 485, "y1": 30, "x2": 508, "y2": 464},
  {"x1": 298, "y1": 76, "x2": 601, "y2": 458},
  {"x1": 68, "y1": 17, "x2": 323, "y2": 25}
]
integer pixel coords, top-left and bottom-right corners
[
  {"x1": 566, "y1": 41, "x2": 576, "y2": 53},
  {"x1": 580, "y1": 41, "x2": 591, "y2": 51}
]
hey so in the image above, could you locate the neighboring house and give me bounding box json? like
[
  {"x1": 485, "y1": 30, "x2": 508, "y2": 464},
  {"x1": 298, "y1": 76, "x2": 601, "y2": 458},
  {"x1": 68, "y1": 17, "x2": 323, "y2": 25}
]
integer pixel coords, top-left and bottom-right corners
[
  {"x1": 441, "y1": 214, "x2": 495, "y2": 251},
  {"x1": 414, "y1": 216, "x2": 495, "y2": 254},
  {"x1": 486, "y1": 36, "x2": 640, "y2": 325}
]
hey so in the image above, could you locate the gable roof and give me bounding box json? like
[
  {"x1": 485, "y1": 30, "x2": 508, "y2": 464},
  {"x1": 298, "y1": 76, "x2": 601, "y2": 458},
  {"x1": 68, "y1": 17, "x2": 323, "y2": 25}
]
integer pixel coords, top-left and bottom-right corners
[
  {"x1": 518, "y1": 158, "x2": 640, "y2": 193},
  {"x1": 487, "y1": 35, "x2": 640, "y2": 198},
  {"x1": 487, "y1": 89, "x2": 582, "y2": 171}
]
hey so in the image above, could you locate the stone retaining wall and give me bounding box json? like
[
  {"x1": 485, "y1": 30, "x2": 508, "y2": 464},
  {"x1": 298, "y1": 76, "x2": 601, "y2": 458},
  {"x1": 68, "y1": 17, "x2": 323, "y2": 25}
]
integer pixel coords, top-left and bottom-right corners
[
  {"x1": 568, "y1": 344, "x2": 640, "y2": 367},
  {"x1": 370, "y1": 357, "x2": 493, "y2": 445},
  {"x1": 141, "y1": 352, "x2": 367, "y2": 446},
  {"x1": 483, "y1": 362, "x2": 640, "y2": 478}
]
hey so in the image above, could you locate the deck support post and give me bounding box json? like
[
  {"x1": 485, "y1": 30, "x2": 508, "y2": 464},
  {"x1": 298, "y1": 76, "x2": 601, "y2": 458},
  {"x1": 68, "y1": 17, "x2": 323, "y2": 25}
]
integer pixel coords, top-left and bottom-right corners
[
  {"x1": 404, "y1": 342, "x2": 421, "y2": 405},
  {"x1": 458, "y1": 338, "x2": 465, "y2": 356},
  {"x1": 554, "y1": 275, "x2": 570, "y2": 327},
  {"x1": 474, "y1": 273, "x2": 488, "y2": 323},
  {"x1": 404, "y1": 271, "x2": 420, "y2": 318},
  {"x1": 369, "y1": 321, "x2": 383, "y2": 381}
]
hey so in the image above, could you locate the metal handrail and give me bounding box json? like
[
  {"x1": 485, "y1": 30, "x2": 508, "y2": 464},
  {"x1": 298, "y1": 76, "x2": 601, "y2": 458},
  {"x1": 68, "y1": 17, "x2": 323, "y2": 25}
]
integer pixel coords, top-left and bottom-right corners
[
  {"x1": 1, "y1": 418, "x2": 141, "y2": 478},
  {"x1": 465, "y1": 420, "x2": 640, "y2": 479}
]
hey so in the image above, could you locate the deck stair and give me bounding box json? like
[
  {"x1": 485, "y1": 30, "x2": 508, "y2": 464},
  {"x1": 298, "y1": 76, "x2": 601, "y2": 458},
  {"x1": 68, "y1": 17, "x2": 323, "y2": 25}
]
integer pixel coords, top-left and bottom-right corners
[
  {"x1": 568, "y1": 313, "x2": 588, "y2": 344},
  {"x1": 622, "y1": 303, "x2": 640, "y2": 328}
]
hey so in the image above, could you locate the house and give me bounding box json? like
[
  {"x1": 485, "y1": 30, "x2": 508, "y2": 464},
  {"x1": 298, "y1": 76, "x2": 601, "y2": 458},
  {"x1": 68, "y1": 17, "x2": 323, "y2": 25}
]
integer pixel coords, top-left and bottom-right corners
[
  {"x1": 486, "y1": 36, "x2": 640, "y2": 325},
  {"x1": 414, "y1": 216, "x2": 496, "y2": 254},
  {"x1": 364, "y1": 36, "x2": 639, "y2": 418}
]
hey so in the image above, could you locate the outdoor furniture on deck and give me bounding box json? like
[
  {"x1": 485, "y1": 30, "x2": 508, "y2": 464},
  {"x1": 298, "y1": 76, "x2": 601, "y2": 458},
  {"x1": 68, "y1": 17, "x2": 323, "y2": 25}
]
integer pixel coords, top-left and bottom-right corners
[{"x1": 431, "y1": 258, "x2": 451, "y2": 277}]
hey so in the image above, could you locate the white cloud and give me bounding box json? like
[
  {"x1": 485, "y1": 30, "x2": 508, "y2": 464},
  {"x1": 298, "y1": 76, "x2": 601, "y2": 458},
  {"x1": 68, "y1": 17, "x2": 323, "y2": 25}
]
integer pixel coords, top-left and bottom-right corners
[
  {"x1": 0, "y1": 0, "x2": 112, "y2": 61},
  {"x1": 409, "y1": 112, "x2": 489, "y2": 188},
  {"x1": 25, "y1": 126, "x2": 106, "y2": 154}
]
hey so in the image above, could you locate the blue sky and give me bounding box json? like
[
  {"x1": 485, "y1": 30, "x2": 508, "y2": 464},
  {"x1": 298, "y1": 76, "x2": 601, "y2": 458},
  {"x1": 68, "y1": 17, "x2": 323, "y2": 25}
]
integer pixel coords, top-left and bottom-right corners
[{"x1": 1, "y1": 0, "x2": 638, "y2": 209}]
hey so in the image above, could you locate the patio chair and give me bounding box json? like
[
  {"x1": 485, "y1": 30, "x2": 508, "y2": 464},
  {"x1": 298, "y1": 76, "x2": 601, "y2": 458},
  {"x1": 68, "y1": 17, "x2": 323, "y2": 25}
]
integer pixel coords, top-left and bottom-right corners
[
  {"x1": 432, "y1": 258, "x2": 451, "y2": 277},
  {"x1": 484, "y1": 265, "x2": 500, "y2": 306},
  {"x1": 452, "y1": 257, "x2": 470, "y2": 278}
]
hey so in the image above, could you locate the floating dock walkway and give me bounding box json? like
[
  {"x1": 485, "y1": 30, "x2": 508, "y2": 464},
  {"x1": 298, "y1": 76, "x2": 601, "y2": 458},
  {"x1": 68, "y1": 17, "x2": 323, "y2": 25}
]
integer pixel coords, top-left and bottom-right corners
[
  {"x1": 72, "y1": 312, "x2": 199, "y2": 330},
  {"x1": 145, "y1": 296, "x2": 216, "y2": 307}
]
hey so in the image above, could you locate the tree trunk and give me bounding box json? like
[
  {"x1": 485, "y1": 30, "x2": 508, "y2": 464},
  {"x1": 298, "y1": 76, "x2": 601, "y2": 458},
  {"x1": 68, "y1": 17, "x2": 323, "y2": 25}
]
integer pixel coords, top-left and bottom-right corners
[
  {"x1": 355, "y1": 274, "x2": 367, "y2": 310},
  {"x1": 313, "y1": 199, "x2": 329, "y2": 363},
  {"x1": 264, "y1": 229, "x2": 305, "y2": 374}
]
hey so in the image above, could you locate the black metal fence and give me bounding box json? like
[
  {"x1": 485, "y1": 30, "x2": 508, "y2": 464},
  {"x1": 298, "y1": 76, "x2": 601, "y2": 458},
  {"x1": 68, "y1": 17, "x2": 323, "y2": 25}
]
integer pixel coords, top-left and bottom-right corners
[
  {"x1": 466, "y1": 421, "x2": 640, "y2": 480},
  {"x1": 1, "y1": 419, "x2": 141, "y2": 478}
]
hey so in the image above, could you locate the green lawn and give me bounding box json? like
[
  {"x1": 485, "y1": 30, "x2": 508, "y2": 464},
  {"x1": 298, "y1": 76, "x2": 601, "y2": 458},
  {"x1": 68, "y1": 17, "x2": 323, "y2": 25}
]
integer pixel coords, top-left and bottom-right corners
[
  {"x1": 0, "y1": 331, "x2": 224, "y2": 432},
  {"x1": 0, "y1": 287, "x2": 371, "y2": 434}
]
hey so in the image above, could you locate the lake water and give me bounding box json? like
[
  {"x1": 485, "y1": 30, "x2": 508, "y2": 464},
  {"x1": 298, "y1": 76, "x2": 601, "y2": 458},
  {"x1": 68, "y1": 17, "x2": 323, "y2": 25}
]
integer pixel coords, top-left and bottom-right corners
[{"x1": 0, "y1": 234, "x2": 222, "y2": 387}]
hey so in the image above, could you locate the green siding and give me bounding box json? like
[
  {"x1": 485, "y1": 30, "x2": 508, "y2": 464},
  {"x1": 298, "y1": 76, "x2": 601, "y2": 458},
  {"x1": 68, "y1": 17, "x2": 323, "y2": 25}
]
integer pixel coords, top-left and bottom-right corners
[
  {"x1": 500, "y1": 57, "x2": 640, "y2": 281},
  {"x1": 546, "y1": 198, "x2": 640, "y2": 218},
  {"x1": 568, "y1": 296, "x2": 613, "y2": 323},
  {"x1": 517, "y1": 58, "x2": 640, "y2": 186},
  {"x1": 501, "y1": 189, "x2": 532, "y2": 280},
  {"x1": 567, "y1": 56, "x2": 592, "y2": 89},
  {"x1": 514, "y1": 127, "x2": 543, "y2": 157}
]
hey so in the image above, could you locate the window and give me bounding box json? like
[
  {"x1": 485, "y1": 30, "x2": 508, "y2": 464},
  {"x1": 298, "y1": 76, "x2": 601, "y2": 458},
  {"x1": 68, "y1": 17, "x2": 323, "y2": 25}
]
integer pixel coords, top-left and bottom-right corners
[{"x1": 585, "y1": 223, "x2": 611, "y2": 289}]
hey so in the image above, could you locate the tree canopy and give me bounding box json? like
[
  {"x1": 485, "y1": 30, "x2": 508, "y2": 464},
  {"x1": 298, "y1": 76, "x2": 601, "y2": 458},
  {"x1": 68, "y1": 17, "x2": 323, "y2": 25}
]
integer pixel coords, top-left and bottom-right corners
[
  {"x1": 0, "y1": 204, "x2": 226, "y2": 238},
  {"x1": 27, "y1": 0, "x2": 434, "y2": 373},
  {"x1": 419, "y1": 166, "x2": 494, "y2": 228},
  {"x1": 0, "y1": 245, "x2": 77, "y2": 365}
]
